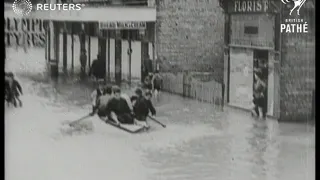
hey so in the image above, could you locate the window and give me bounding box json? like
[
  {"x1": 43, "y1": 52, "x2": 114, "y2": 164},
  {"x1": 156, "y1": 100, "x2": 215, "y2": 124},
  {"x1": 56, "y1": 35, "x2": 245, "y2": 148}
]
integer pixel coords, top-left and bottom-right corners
[{"x1": 244, "y1": 26, "x2": 258, "y2": 34}]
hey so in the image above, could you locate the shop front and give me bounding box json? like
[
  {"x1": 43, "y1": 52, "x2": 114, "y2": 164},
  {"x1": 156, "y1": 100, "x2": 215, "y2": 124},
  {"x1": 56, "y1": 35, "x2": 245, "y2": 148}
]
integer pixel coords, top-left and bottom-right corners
[
  {"x1": 224, "y1": 0, "x2": 280, "y2": 117},
  {"x1": 46, "y1": 1, "x2": 156, "y2": 84}
]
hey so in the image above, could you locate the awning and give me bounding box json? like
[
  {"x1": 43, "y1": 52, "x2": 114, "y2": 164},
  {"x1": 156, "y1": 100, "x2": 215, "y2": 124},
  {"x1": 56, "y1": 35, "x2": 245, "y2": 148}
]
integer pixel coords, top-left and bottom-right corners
[{"x1": 5, "y1": 5, "x2": 156, "y2": 22}]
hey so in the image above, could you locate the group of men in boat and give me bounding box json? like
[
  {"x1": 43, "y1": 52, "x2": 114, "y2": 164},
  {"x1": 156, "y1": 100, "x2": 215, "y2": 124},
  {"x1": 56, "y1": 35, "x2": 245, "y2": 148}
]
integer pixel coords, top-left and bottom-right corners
[
  {"x1": 89, "y1": 74, "x2": 161, "y2": 128},
  {"x1": 4, "y1": 66, "x2": 162, "y2": 129},
  {"x1": 5, "y1": 72, "x2": 23, "y2": 108}
]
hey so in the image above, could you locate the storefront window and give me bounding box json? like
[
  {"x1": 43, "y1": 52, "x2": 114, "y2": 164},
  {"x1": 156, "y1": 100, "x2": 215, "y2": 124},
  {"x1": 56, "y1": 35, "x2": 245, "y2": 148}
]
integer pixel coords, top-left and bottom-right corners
[{"x1": 244, "y1": 26, "x2": 258, "y2": 35}]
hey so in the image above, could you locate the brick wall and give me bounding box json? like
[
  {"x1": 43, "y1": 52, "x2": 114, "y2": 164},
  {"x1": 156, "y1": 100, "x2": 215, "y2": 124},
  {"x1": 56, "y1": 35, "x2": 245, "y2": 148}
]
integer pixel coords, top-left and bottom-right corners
[
  {"x1": 280, "y1": 7, "x2": 315, "y2": 122},
  {"x1": 155, "y1": 0, "x2": 225, "y2": 82}
]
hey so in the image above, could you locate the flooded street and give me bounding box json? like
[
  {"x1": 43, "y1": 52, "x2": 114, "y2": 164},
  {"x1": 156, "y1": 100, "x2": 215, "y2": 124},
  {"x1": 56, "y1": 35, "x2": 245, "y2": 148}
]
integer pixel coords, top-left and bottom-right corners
[{"x1": 5, "y1": 48, "x2": 315, "y2": 180}]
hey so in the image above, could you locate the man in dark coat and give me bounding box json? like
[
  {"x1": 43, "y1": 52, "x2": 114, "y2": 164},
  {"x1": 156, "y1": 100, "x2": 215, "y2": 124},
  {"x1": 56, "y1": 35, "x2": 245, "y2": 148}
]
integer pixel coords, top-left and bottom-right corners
[
  {"x1": 80, "y1": 49, "x2": 87, "y2": 75},
  {"x1": 5, "y1": 72, "x2": 23, "y2": 107},
  {"x1": 104, "y1": 87, "x2": 134, "y2": 125},
  {"x1": 252, "y1": 72, "x2": 266, "y2": 119},
  {"x1": 132, "y1": 88, "x2": 156, "y2": 128},
  {"x1": 89, "y1": 54, "x2": 105, "y2": 80}
]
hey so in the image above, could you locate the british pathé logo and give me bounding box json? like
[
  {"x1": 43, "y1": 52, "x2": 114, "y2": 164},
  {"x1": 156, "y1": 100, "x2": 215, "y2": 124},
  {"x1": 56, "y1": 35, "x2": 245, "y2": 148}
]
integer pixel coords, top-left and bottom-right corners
[
  {"x1": 281, "y1": 0, "x2": 307, "y2": 15},
  {"x1": 280, "y1": 0, "x2": 308, "y2": 33}
]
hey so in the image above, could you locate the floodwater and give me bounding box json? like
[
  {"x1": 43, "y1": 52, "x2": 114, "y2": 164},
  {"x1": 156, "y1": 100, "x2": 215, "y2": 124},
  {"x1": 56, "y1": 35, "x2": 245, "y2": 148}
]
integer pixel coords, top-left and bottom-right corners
[{"x1": 5, "y1": 48, "x2": 315, "y2": 180}]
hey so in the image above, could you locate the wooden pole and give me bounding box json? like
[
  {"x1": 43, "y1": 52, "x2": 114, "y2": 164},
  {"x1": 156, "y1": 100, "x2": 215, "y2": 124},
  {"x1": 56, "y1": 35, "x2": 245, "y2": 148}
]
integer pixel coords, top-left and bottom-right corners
[
  {"x1": 71, "y1": 23, "x2": 74, "y2": 73},
  {"x1": 62, "y1": 22, "x2": 67, "y2": 73},
  {"x1": 107, "y1": 30, "x2": 111, "y2": 82},
  {"x1": 128, "y1": 30, "x2": 132, "y2": 85},
  {"x1": 88, "y1": 35, "x2": 91, "y2": 73}
]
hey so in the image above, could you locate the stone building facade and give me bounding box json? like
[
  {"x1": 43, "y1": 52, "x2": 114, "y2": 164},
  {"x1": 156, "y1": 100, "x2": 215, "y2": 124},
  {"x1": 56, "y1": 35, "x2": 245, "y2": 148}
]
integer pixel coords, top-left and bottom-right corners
[
  {"x1": 280, "y1": 1, "x2": 315, "y2": 122},
  {"x1": 220, "y1": 0, "x2": 315, "y2": 122},
  {"x1": 155, "y1": 0, "x2": 225, "y2": 82}
]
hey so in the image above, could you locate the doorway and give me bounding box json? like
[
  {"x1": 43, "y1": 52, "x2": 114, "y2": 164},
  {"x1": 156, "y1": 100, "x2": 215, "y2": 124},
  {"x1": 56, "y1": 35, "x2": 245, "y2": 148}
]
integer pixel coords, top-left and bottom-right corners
[{"x1": 253, "y1": 50, "x2": 269, "y2": 116}]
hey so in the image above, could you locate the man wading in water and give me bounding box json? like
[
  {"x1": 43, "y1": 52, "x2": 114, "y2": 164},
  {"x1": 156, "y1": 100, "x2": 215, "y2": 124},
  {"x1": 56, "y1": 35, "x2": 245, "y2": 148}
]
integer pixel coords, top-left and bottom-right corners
[
  {"x1": 80, "y1": 49, "x2": 87, "y2": 77},
  {"x1": 152, "y1": 70, "x2": 163, "y2": 100},
  {"x1": 251, "y1": 72, "x2": 266, "y2": 119},
  {"x1": 89, "y1": 54, "x2": 105, "y2": 81},
  {"x1": 5, "y1": 72, "x2": 23, "y2": 107}
]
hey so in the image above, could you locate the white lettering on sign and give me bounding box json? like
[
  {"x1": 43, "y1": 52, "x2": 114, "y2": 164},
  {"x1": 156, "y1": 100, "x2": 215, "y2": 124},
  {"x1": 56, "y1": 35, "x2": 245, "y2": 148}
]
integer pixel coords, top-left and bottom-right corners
[
  {"x1": 281, "y1": 22, "x2": 308, "y2": 33},
  {"x1": 233, "y1": 0, "x2": 269, "y2": 13},
  {"x1": 99, "y1": 21, "x2": 146, "y2": 29}
]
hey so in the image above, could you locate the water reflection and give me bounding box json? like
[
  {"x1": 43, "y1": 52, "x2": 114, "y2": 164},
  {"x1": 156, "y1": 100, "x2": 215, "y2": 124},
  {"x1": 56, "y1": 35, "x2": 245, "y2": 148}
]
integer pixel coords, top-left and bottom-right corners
[
  {"x1": 143, "y1": 108, "x2": 314, "y2": 180},
  {"x1": 7, "y1": 71, "x2": 314, "y2": 180}
]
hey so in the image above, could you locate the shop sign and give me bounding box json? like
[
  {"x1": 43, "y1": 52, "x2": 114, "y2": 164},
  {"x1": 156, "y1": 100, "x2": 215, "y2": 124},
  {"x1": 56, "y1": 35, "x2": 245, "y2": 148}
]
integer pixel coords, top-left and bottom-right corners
[
  {"x1": 228, "y1": 0, "x2": 271, "y2": 13},
  {"x1": 4, "y1": 17, "x2": 46, "y2": 47},
  {"x1": 99, "y1": 21, "x2": 146, "y2": 30}
]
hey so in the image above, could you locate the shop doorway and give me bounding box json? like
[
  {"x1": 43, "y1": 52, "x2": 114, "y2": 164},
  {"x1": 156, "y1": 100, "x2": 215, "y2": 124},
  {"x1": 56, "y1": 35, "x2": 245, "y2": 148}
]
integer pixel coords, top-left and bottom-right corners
[{"x1": 253, "y1": 50, "x2": 269, "y2": 116}]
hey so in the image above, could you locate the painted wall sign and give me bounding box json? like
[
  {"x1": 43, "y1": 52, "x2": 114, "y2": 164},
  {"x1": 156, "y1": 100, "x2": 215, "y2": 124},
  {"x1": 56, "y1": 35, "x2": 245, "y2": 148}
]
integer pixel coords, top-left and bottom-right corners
[
  {"x1": 228, "y1": 0, "x2": 271, "y2": 13},
  {"x1": 4, "y1": 17, "x2": 46, "y2": 47},
  {"x1": 99, "y1": 21, "x2": 146, "y2": 30}
]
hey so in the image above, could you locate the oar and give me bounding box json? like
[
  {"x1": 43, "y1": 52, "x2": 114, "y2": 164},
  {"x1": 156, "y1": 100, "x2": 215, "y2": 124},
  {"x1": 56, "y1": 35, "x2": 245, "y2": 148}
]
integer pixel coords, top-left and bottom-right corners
[
  {"x1": 148, "y1": 115, "x2": 166, "y2": 128},
  {"x1": 68, "y1": 114, "x2": 92, "y2": 127}
]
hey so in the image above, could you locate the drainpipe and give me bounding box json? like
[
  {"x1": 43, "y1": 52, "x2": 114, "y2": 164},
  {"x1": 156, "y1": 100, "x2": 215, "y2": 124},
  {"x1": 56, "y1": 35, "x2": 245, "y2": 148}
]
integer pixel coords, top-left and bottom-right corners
[
  {"x1": 107, "y1": 30, "x2": 110, "y2": 82},
  {"x1": 278, "y1": 2, "x2": 283, "y2": 120},
  {"x1": 128, "y1": 30, "x2": 132, "y2": 85},
  {"x1": 153, "y1": 22, "x2": 156, "y2": 71}
]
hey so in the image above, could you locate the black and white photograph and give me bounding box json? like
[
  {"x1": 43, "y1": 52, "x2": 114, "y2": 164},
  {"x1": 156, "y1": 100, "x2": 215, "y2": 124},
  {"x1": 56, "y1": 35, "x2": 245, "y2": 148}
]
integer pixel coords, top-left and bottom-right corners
[{"x1": 5, "y1": 0, "x2": 315, "y2": 180}]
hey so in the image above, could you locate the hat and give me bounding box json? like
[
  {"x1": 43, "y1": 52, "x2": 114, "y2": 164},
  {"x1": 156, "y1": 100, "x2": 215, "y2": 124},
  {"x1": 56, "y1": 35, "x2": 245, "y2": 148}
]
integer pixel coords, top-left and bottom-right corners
[
  {"x1": 135, "y1": 88, "x2": 143, "y2": 96},
  {"x1": 145, "y1": 91, "x2": 152, "y2": 97},
  {"x1": 7, "y1": 72, "x2": 14, "y2": 78},
  {"x1": 112, "y1": 86, "x2": 121, "y2": 93},
  {"x1": 130, "y1": 95, "x2": 138, "y2": 102},
  {"x1": 104, "y1": 85, "x2": 113, "y2": 94}
]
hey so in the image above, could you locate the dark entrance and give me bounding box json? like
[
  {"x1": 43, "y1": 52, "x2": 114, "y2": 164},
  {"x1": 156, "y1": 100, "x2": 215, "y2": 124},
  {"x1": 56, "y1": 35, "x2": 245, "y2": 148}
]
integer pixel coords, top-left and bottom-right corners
[
  {"x1": 98, "y1": 37, "x2": 107, "y2": 81},
  {"x1": 253, "y1": 50, "x2": 269, "y2": 116}
]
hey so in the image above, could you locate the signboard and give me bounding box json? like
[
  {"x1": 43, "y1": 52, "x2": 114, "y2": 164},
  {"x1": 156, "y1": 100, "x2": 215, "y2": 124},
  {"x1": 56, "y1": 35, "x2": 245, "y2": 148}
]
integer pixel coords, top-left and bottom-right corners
[
  {"x1": 4, "y1": 17, "x2": 46, "y2": 47},
  {"x1": 228, "y1": 0, "x2": 272, "y2": 13},
  {"x1": 230, "y1": 14, "x2": 275, "y2": 49},
  {"x1": 99, "y1": 21, "x2": 146, "y2": 30}
]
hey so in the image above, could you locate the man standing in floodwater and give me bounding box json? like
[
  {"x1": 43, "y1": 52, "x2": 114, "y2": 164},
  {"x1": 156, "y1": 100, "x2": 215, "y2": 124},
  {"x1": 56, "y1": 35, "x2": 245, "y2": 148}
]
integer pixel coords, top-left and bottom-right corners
[
  {"x1": 80, "y1": 49, "x2": 87, "y2": 76},
  {"x1": 89, "y1": 54, "x2": 105, "y2": 80}
]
